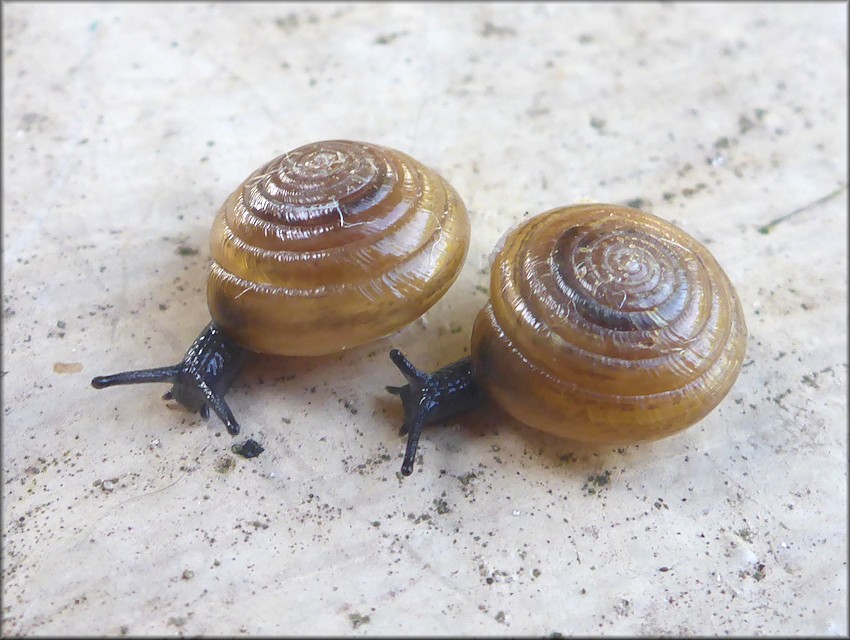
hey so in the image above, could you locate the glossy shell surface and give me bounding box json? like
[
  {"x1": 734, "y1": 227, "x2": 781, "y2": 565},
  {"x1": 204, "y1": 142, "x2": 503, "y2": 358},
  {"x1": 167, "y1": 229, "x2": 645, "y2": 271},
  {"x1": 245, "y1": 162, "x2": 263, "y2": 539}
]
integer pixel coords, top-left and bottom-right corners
[
  {"x1": 207, "y1": 140, "x2": 470, "y2": 356},
  {"x1": 471, "y1": 203, "x2": 747, "y2": 444}
]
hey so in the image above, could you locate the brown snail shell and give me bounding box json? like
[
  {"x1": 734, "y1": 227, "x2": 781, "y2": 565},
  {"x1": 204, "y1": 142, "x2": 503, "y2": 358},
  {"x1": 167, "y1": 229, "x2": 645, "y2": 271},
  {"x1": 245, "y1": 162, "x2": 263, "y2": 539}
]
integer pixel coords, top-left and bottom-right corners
[
  {"x1": 207, "y1": 139, "x2": 470, "y2": 356},
  {"x1": 471, "y1": 203, "x2": 748, "y2": 444}
]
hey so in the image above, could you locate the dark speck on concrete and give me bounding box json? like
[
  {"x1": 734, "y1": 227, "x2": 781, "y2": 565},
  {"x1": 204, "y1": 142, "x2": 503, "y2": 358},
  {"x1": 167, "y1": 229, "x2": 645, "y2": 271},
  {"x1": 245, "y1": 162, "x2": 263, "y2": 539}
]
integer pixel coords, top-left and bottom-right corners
[
  {"x1": 582, "y1": 470, "x2": 611, "y2": 495},
  {"x1": 626, "y1": 198, "x2": 650, "y2": 210},
  {"x1": 738, "y1": 114, "x2": 756, "y2": 135},
  {"x1": 480, "y1": 21, "x2": 516, "y2": 37},
  {"x1": 349, "y1": 613, "x2": 370, "y2": 629},
  {"x1": 374, "y1": 31, "x2": 408, "y2": 45},
  {"x1": 214, "y1": 456, "x2": 236, "y2": 474}
]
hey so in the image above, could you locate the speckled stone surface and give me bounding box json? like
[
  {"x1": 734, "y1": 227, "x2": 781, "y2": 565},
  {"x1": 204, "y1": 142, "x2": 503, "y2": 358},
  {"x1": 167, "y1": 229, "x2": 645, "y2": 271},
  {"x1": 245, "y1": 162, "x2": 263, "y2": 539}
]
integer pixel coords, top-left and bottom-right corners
[{"x1": 2, "y1": 2, "x2": 847, "y2": 636}]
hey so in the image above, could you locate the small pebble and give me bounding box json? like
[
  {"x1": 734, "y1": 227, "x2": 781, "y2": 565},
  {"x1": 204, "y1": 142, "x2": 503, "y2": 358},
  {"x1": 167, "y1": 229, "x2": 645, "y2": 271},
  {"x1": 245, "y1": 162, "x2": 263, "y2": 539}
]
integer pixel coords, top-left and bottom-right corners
[{"x1": 232, "y1": 439, "x2": 264, "y2": 458}]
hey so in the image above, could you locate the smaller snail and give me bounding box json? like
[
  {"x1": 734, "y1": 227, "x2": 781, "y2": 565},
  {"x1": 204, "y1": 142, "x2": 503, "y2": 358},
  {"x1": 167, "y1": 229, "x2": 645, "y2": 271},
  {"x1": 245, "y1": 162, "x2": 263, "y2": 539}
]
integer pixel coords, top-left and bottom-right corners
[
  {"x1": 387, "y1": 203, "x2": 747, "y2": 475},
  {"x1": 93, "y1": 140, "x2": 470, "y2": 435}
]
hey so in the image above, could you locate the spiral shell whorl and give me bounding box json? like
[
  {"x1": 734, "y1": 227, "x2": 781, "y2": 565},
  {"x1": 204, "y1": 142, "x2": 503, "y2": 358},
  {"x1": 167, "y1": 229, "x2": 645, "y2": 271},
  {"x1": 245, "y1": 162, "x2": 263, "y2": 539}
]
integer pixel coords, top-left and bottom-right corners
[
  {"x1": 472, "y1": 204, "x2": 747, "y2": 444},
  {"x1": 207, "y1": 140, "x2": 470, "y2": 356}
]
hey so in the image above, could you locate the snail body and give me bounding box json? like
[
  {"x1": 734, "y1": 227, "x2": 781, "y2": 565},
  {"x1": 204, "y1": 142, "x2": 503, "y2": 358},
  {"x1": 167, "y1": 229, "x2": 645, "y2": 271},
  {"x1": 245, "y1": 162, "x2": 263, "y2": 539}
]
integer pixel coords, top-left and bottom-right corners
[
  {"x1": 92, "y1": 140, "x2": 470, "y2": 434},
  {"x1": 388, "y1": 203, "x2": 747, "y2": 475}
]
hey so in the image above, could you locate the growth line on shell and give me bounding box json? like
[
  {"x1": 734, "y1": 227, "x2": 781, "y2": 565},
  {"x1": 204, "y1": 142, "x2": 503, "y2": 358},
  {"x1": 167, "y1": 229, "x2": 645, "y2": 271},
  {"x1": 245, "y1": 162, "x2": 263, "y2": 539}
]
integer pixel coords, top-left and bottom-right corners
[
  {"x1": 428, "y1": 221, "x2": 445, "y2": 270},
  {"x1": 655, "y1": 234, "x2": 690, "y2": 253},
  {"x1": 574, "y1": 261, "x2": 589, "y2": 281}
]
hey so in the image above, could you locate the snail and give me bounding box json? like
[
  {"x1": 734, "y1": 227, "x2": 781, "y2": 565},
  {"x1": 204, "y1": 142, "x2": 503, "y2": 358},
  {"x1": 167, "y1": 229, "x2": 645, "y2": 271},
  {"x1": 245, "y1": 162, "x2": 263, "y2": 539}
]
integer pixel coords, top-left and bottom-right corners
[
  {"x1": 387, "y1": 203, "x2": 747, "y2": 475},
  {"x1": 92, "y1": 140, "x2": 470, "y2": 435}
]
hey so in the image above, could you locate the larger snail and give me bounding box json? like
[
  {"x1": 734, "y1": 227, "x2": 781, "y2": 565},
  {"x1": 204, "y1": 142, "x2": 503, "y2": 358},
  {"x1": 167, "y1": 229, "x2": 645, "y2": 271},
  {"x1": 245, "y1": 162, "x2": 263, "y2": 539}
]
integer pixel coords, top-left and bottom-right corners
[
  {"x1": 387, "y1": 203, "x2": 747, "y2": 475},
  {"x1": 92, "y1": 140, "x2": 470, "y2": 435}
]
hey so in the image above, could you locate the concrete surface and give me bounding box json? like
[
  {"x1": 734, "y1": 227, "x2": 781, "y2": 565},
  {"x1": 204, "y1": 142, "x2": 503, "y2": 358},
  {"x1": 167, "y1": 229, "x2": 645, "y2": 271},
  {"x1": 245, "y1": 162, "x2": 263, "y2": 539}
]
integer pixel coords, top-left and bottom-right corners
[{"x1": 2, "y1": 2, "x2": 847, "y2": 636}]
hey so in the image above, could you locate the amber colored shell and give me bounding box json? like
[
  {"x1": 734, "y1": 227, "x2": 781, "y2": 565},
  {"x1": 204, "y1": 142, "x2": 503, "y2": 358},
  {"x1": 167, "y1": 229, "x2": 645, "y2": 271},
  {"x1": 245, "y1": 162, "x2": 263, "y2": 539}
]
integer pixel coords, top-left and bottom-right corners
[
  {"x1": 207, "y1": 140, "x2": 470, "y2": 356},
  {"x1": 471, "y1": 204, "x2": 747, "y2": 444}
]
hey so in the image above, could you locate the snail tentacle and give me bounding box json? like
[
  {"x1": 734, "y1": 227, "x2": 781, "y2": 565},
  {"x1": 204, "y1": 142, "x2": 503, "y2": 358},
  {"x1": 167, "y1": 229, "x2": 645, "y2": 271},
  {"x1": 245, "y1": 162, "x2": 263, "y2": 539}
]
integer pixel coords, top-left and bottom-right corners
[
  {"x1": 91, "y1": 322, "x2": 248, "y2": 434},
  {"x1": 197, "y1": 381, "x2": 241, "y2": 435},
  {"x1": 92, "y1": 365, "x2": 182, "y2": 388},
  {"x1": 386, "y1": 349, "x2": 483, "y2": 476}
]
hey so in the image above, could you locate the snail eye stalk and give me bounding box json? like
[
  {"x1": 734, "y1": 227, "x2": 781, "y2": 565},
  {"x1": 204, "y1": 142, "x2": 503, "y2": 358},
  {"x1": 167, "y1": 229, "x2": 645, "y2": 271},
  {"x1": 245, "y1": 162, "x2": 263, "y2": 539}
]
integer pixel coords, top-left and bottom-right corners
[
  {"x1": 386, "y1": 349, "x2": 482, "y2": 476},
  {"x1": 91, "y1": 322, "x2": 248, "y2": 435}
]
